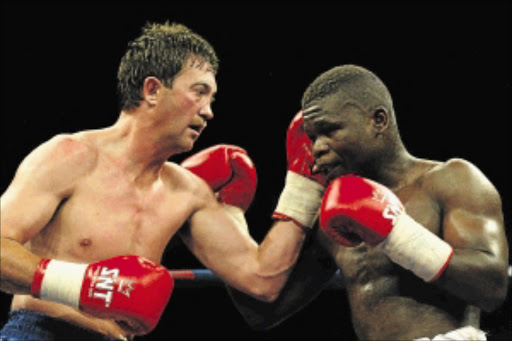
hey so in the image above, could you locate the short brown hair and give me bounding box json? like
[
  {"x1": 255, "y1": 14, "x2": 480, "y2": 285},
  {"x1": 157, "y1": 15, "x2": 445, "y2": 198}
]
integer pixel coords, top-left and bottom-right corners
[{"x1": 117, "y1": 22, "x2": 219, "y2": 110}]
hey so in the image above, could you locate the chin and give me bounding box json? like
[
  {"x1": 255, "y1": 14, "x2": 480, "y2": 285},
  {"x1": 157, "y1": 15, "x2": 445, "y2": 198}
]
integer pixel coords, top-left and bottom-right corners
[
  {"x1": 184, "y1": 142, "x2": 195, "y2": 152},
  {"x1": 180, "y1": 137, "x2": 197, "y2": 152},
  {"x1": 170, "y1": 142, "x2": 194, "y2": 157}
]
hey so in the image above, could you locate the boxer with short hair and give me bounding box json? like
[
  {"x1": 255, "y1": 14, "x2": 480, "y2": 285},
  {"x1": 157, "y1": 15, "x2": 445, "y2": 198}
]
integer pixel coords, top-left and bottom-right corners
[
  {"x1": 0, "y1": 22, "x2": 311, "y2": 340},
  {"x1": 228, "y1": 65, "x2": 509, "y2": 340}
]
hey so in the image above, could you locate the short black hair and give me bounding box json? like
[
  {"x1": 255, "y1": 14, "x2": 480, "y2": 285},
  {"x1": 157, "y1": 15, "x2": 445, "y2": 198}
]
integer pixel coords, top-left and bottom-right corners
[
  {"x1": 117, "y1": 22, "x2": 219, "y2": 111},
  {"x1": 302, "y1": 65, "x2": 393, "y2": 116}
]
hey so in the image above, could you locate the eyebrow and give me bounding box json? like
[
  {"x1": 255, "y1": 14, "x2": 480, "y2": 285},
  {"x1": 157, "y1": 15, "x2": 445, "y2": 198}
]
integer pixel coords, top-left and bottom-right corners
[{"x1": 191, "y1": 82, "x2": 217, "y2": 95}]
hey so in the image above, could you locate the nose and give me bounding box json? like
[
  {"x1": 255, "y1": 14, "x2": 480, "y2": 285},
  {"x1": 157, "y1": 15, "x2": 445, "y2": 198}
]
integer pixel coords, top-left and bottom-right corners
[
  {"x1": 199, "y1": 104, "x2": 214, "y2": 121},
  {"x1": 312, "y1": 137, "x2": 329, "y2": 160}
]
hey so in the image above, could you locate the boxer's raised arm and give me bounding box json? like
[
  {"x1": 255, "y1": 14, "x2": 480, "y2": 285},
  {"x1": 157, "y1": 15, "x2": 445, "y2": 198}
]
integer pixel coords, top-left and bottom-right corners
[{"x1": 318, "y1": 160, "x2": 509, "y2": 312}]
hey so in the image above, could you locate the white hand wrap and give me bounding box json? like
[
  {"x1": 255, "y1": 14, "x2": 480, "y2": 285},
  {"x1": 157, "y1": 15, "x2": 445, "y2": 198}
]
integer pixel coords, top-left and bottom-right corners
[
  {"x1": 274, "y1": 171, "x2": 325, "y2": 228},
  {"x1": 40, "y1": 260, "x2": 88, "y2": 308},
  {"x1": 378, "y1": 213, "x2": 453, "y2": 282}
]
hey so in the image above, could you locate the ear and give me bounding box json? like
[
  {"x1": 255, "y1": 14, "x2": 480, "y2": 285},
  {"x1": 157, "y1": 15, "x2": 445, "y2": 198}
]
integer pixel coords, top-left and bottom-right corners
[
  {"x1": 371, "y1": 107, "x2": 389, "y2": 135},
  {"x1": 142, "y1": 77, "x2": 162, "y2": 107}
]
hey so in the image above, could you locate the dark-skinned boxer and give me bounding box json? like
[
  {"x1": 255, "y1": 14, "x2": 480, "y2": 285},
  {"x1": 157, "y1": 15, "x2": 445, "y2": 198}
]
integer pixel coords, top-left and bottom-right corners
[{"x1": 228, "y1": 65, "x2": 508, "y2": 340}]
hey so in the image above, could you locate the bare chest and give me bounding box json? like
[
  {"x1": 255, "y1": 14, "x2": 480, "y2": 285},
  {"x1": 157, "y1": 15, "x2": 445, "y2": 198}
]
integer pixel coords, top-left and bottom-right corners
[
  {"x1": 322, "y1": 185, "x2": 462, "y2": 338},
  {"x1": 329, "y1": 184, "x2": 442, "y2": 284},
  {"x1": 33, "y1": 166, "x2": 196, "y2": 263}
]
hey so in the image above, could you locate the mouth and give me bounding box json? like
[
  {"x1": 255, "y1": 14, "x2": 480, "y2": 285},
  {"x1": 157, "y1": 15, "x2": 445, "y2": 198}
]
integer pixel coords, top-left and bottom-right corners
[
  {"x1": 314, "y1": 161, "x2": 347, "y2": 182},
  {"x1": 187, "y1": 122, "x2": 206, "y2": 138}
]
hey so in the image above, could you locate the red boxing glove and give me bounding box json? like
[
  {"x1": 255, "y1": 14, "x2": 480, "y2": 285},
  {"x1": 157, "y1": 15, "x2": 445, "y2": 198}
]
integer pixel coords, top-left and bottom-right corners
[
  {"x1": 285, "y1": 111, "x2": 327, "y2": 186},
  {"x1": 320, "y1": 175, "x2": 402, "y2": 246},
  {"x1": 31, "y1": 255, "x2": 174, "y2": 334},
  {"x1": 274, "y1": 111, "x2": 326, "y2": 229},
  {"x1": 320, "y1": 175, "x2": 453, "y2": 282},
  {"x1": 181, "y1": 144, "x2": 257, "y2": 212}
]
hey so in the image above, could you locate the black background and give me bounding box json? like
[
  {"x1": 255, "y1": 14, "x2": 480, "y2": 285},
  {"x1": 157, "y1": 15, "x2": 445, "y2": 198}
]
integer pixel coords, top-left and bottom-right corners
[{"x1": 1, "y1": 2, "x2": 510, "y2": 340}]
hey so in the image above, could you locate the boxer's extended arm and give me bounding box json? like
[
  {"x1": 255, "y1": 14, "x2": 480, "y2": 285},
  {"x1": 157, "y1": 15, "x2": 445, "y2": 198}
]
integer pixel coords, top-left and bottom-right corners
[
  {"x1": 180, "y1": 188, "x2": 308, "y2": 302},
  {"x1": 179, "y1": 145, "x2": 308, "y2": 301},
  {"x1": 226, "y1": 227, "x2": 337, "y2": 330},
  {"x1": 180, "y1": 114, "x2": 326, "y2": 302},
  {"x1": 432, "y1": 159, "x2": 508, "y2": 312},
  {"x1": 1, "y1": 135, "x2": 95, "y2": 294}
]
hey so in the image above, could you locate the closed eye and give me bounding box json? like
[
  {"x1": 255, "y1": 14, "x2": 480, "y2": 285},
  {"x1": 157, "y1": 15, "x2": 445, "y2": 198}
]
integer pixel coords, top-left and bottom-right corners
[
  {"x1": 192, "y1": 82, "x2": 215, "y2": 96},
  {"x1": 192, "y1": 83, "x2": 216, "y2": 106},
  {"x1": 194, "y1": 86, "x2": 209, "y2": 96},
  {"x1": 315, "y1": 121, "x2": 340, "y2": 137}
]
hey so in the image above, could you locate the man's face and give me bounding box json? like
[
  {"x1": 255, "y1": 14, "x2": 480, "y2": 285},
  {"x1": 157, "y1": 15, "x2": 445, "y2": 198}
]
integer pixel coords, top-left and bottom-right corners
[
  {"x1": 303, "y1": 95, "x2": 376, "y2": 182},
  {"x1": 156, "y1": 61, "x2": 217, "y2": 153}
]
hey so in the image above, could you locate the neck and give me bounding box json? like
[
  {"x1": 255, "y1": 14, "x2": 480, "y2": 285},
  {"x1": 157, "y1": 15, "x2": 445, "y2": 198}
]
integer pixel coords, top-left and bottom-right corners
[
  {"x1": 375, "y1": 150, "x2": 417, "y2": 191},
  {"x1": 364, "y1": 134, "x2": 417, "y2": 191},
  {"x1": 104, "y1": 111, "x2": 179, "y2": 185}
]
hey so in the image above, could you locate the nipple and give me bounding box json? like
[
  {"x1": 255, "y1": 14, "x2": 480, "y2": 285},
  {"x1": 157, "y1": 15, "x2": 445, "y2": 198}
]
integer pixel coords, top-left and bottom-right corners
[{"x1": 80, "y1": 238, "x2": 92, "y2": 247}]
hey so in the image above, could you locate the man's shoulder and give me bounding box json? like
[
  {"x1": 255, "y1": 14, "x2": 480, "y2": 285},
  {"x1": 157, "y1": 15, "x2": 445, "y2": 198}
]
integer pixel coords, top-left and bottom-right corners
[
  {"x1": 8, "y1": 133, "x2": 100, "y2": 198},
  {"x1": 423, "y1": 158, "x2": 499, "y2": 204},
  {"x1": 22, "y1": 132, "x2": 98, "y2": 173},
  {"x1": 52, "y1": 132, "x2": 100, "y2": 168},
  {"x1": 48, "y1": 132, "x2": 97, "y2": 154},
  {"x1": 425, "y1": 158, "x2": 483, "y2": 184},
  {"x1": 162, "y1": 161, "x2": 214, "y2": 199}
]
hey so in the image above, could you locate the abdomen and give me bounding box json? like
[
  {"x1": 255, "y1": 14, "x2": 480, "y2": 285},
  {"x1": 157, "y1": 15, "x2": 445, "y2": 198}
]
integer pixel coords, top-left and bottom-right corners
[{"x1": 335, "y1": 244, "x2": 469, "y2": 340}]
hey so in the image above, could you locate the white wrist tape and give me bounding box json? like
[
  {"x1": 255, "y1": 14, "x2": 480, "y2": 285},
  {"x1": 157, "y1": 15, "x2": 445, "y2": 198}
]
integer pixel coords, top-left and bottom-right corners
[
  {"x1": 40, "y1": 260, "x2": 88, "y2": 308},
  {"x1": 274, "y1": 171, "x2": 325, "y2": 228},
  {"x1": 377, "y1": 213, "x2": 453, "y2": 282}
]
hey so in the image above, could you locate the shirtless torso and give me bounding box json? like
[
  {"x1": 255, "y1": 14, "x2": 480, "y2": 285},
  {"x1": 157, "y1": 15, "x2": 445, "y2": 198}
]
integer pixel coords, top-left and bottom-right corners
[
  {"x1": 9, "y1": 130, "x2": 201, "y2": 337},
  {"x1": 326, "y1": 159, "x2": 482, "y2": 340},
  {"x1": 228, "y1": 157, "x2": 507, "y2": 340},
  {"x1": 1, "y1": 59, "x2": 309, "y2": 339}
]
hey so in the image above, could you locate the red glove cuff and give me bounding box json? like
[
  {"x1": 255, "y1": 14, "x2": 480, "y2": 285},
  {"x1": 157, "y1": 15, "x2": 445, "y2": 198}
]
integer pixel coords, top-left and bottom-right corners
[
  {"x1": 31, "y1": 258, "x2": 52, "y2": 298},
  {"x1": 271, "y1": 212, "x2": 310, "y2": 232}
]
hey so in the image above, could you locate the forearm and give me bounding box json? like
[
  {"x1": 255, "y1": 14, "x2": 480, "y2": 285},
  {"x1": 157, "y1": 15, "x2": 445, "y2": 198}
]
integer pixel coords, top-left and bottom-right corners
[
  {"x1": 223, "y1": 205, "x2": 307, "y2": 283},
  {"x1": 379, "y1": 215, "x2": 508, "y2": 311},
  {"x1": 228, "y1": 229, "x2": 337, "y2": 329},
  {"x1": 253, "y1": 220, "x2": 307, "y2": 301},
  {"x1": 183, "y1": 208, "x2": 307, "y2": 302},
  {"x1": 436, "y1": 248, "x2": 509, "y2": 311},
  {"x1": 0, "y1": 237, "x2": 40, "y2": 294}
]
